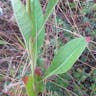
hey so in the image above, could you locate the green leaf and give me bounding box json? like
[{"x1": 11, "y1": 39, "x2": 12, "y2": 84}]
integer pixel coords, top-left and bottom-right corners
[
  {"x1": 44, "y1": 0, "x2": 59, "y2": 22},
  {"x1": 35, "y1": 76, "x2": 44, "y2": 94},
  {"x1": 45, "y1": 38, "x2": 87, "y2": 78},
  {"x1": 0, "y1": 40, "x2": 8, "y2": 45},
  {"x1": 26, "y1": 0, "x2": 31, "y2": 17},
  {"x1": 26, "y1": 0, "x2": 45, "y2": 53},
  {"x1": 37, "y1": 0, "x2": 59, "y2": 42},
  {"x1": 11, "y1": 0, "x2": 34, "y2": 47},
  {"x1": 23, "y1": 75, "x2": 35, "y2": 96},
  {"x1": 33, "y1": 0, "x2": 45, "y2": 52}
]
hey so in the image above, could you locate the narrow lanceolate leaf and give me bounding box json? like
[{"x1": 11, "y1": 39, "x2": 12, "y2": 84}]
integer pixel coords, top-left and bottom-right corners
[
  {"x1": 11, "y1": 0, "x2": 34, "y2": 47},
  {"x1": 45, "y1": 38, "x2": 87, "y2": 78},
  {"x1": 44, "y1": 0, "x2": 59, "y2": 22},
  {"x1": 22, "y1": 76, "x2": 35, "y2": 96},
  {"x1": 37, "y1": 0, "x2": 59, "y2": 44},
  {"x1": 33, "y1": 0, "x2": 45, "y2": 52},
  {"x1": 0, "y1": 40, "x2": 8, "y2": 45}
]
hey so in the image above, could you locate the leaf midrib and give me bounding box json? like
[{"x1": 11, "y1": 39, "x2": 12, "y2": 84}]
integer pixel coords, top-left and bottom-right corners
[{"x1": 45, "y1": 42, "x2": 84, "y2": 78}]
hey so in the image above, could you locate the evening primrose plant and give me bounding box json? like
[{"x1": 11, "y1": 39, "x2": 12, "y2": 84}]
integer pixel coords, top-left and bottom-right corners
[{"x1": 11, "y1": 0, "x2": 88, "y2": 96}]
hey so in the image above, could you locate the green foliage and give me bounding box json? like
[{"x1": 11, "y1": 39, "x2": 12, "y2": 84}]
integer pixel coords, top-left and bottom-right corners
[
  {"x1": 33, "y1": 0, "x2": 45, "y2": 52},
  {"x1": 24, "y1": 76, "x2": 35, "y2": 96},
  {"x1": 45, "y1": 38, "x2": 87, "y2": 78},
  {"x1": 44, "y1": 0, "x2": 59, "y2": 22},
  {"x1": 11, "y1": 0, "x2": 33, "y2": 47},
  {"x1": 11, "y1": 0, "x2": 88, "y2": 96}
]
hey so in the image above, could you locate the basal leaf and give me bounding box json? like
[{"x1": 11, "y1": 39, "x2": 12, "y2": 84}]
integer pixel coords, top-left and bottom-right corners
[
  {"x1": 45, "y1": 38, "x2": 87, "y2": 78},
  {"x1": 11, "y1": 0, "x2": 34, "y2": 48}
]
